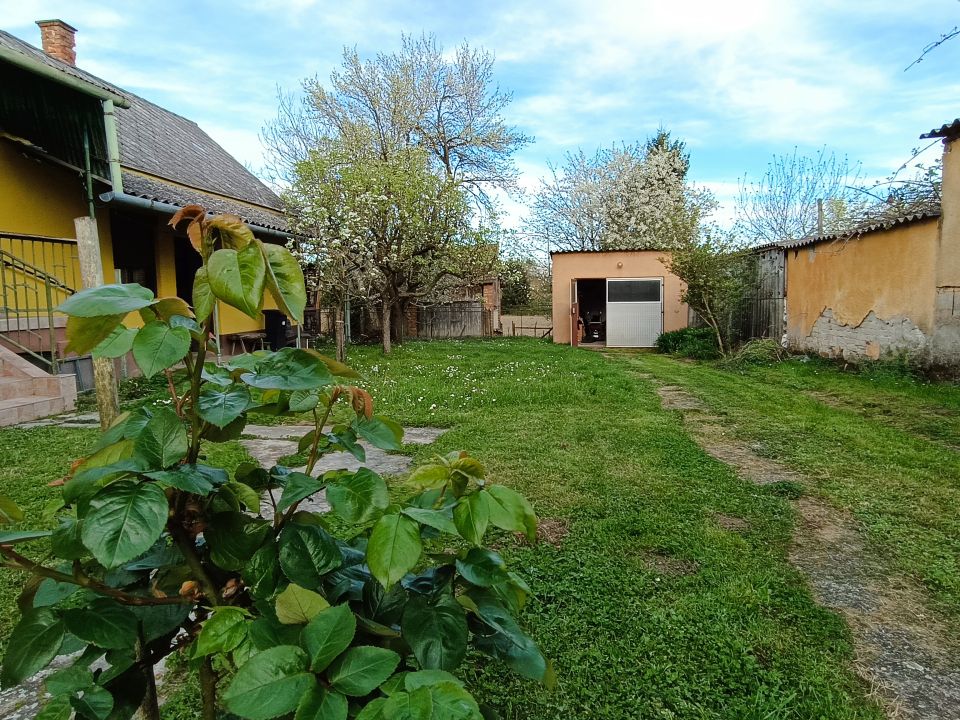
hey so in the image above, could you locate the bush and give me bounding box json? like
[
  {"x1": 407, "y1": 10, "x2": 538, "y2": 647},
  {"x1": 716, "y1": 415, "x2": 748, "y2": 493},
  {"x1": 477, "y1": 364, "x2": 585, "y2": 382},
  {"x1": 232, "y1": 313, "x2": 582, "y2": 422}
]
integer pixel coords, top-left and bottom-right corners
[
  {"x1": 0, "y1": 208, "x2": 546, "y2": 720},
  {"x1": 724, "y1": 339, "x2": 787, "y2": 367},
  {"x1": 655, "y1": 327, "x2": 720, "y2": 360}
]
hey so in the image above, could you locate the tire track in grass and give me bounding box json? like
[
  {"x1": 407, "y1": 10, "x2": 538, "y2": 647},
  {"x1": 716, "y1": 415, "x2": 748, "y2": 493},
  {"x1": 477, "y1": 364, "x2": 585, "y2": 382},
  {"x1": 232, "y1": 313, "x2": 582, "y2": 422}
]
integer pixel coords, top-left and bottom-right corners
[{"x1": 625, "y1": 359, "x2": 960, "y2": 720}]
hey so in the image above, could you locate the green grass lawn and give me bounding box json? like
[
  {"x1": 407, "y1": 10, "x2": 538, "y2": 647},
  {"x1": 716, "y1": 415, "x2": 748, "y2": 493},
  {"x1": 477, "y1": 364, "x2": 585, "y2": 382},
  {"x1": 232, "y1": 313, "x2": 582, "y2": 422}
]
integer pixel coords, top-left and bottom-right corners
[
  {"x1": 612, "y1": 351, "x2": 960, "y2": 622},
  {"x1": 4, "y1": 339, "x2": 956, "y2": 718}
]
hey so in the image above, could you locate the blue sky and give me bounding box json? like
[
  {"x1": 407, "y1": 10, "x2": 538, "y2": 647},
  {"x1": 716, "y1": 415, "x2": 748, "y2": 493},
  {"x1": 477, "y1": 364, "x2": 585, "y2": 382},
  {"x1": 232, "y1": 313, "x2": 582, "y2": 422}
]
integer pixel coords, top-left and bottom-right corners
[{"x1": 6, "y1": 1, "x2": 960, "y2": 226}]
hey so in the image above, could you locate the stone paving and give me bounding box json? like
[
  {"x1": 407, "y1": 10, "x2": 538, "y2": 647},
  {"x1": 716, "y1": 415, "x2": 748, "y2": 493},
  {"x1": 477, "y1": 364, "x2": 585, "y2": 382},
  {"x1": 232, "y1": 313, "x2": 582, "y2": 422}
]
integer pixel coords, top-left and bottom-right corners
[{"x1": 241, "y1": 424, "x2": 446, "y2": 518}]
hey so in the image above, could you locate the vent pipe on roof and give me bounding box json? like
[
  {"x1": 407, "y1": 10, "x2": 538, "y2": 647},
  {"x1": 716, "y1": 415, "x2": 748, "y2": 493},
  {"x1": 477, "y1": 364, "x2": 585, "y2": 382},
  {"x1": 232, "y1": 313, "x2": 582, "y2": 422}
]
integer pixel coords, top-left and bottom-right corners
[{"x1": 36, "y1": 19, "x2": 77, "y2": 66}]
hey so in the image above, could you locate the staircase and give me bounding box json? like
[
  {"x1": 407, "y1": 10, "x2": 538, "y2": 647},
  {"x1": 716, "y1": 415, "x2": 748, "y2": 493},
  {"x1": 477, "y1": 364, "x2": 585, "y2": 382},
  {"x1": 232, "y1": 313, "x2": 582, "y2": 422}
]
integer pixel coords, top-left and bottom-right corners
[
  {"x1": 0, "y1": 233, "x2": 80, "y2": 427},
  {"x1": 0, "y1": 344, "x2": 76, "y2": 426}
]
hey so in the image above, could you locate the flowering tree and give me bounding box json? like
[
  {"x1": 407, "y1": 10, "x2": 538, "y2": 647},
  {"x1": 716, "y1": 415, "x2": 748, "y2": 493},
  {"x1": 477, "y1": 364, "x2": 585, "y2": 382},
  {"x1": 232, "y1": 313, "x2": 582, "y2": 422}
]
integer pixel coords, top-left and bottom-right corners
[
  {"x1": 287, "y1": 141, "x2": 474, "y2": 354},
  {"x1": 266, "y1": 34, "x2": 525, "y2": 352},
  {"x1": 525, "y1": 131, "x2": 710, "y2": 252}
]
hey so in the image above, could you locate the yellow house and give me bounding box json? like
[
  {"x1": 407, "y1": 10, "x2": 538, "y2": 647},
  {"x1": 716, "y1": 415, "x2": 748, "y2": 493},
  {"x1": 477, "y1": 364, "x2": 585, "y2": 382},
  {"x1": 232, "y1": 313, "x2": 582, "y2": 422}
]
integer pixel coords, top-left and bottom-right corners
[{"x1": 0, "y1": 20, "x2": 291, "y2": 415}]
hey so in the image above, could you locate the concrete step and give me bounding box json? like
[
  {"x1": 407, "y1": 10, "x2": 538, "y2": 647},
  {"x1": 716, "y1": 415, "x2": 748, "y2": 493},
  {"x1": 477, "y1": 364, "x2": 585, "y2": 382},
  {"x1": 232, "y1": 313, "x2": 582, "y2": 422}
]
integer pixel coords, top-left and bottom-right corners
[
  {"x1": 0, "y1": 395, "x2": 66, "y2": 427},
  {"x1": 0, "y1": 377, "x2": 34, "y2": 401}
]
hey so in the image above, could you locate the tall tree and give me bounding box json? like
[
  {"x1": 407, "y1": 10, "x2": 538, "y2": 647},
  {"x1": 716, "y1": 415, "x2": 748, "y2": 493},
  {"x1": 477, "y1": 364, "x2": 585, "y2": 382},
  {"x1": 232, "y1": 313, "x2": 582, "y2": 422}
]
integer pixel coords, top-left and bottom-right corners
[
  {"x1": 265, "y1": 35, "x2": 527, "y2": 352},
  {"x1": 525, "y1": 130, "x2": 709, "y2": 252},
  {"x1": 735, "y1": 147, "x2": 862, "y2": 244}
]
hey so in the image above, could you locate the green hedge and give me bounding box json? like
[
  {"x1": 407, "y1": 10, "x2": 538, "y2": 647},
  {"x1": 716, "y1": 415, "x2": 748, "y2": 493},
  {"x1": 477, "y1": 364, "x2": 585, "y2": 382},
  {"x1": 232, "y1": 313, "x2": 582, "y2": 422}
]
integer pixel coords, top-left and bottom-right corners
[{"x1": 655, "y1": 327, "x2": 720, "y2": 359}]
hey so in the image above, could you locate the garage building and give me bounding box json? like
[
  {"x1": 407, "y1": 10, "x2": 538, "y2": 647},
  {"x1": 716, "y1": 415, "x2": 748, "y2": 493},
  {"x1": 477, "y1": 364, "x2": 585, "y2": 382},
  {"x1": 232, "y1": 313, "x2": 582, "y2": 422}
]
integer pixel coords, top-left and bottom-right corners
[{"x1": 551, "y1": 250, "x2": 689, "y2": 347}]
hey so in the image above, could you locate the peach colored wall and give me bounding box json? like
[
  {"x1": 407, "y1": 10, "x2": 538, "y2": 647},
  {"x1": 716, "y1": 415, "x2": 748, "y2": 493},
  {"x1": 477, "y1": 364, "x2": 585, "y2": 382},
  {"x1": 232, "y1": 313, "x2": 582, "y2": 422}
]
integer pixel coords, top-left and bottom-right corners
[
  {"x1": 784, "y1": 218, "x2": 939, "y2": 359},
  {"x1": 550, "y1": 251, "x2": 687, "y2": 344}
]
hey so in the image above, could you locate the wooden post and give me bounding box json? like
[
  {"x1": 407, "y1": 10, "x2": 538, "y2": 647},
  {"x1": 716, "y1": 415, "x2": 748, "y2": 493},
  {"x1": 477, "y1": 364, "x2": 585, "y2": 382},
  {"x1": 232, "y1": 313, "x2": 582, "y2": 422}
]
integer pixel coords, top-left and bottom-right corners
[{"x1": 74, "y1": 217, "x2": 120, "y2": 430}]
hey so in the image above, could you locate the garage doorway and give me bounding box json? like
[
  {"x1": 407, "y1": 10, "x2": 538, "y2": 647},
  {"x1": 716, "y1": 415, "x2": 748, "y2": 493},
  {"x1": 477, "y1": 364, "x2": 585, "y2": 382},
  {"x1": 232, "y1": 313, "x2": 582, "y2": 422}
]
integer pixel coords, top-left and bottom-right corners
[{"x1": 606, "y1": 278, "x2": 662, "y2": 347}]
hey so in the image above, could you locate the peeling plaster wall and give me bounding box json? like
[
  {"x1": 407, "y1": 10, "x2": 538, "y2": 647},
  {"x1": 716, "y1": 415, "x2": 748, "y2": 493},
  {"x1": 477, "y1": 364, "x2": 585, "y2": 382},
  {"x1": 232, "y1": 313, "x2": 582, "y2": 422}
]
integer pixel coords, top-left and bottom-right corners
[
  {"x1": 785, "y1": 218, "x2": 940, "y2": 361},
  {"x1": 804, "y1": 309, "x2": 927, "y2": 361}
]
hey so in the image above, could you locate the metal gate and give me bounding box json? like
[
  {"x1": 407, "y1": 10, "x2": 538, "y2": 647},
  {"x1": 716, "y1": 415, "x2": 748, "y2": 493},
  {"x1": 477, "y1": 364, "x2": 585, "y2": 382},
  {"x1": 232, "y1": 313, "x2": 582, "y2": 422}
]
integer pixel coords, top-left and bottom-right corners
[{"x1": 606, "y1": 278, "x2": 662, "y2": 347}]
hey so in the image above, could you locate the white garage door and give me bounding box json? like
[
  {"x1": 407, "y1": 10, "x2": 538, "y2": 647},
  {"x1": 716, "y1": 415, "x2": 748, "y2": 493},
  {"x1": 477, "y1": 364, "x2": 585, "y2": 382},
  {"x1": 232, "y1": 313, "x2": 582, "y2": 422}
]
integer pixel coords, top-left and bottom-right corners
[{"x1": 606, "y1": 278, "x2": 663, "y2": 347}]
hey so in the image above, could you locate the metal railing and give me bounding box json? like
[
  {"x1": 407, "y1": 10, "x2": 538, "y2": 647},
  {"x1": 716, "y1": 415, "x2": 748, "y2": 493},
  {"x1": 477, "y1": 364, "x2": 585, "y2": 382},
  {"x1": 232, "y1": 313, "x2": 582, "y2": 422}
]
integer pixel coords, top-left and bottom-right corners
[{"x1": 0, "y1": 233, "x2": 79, "y2": 373}]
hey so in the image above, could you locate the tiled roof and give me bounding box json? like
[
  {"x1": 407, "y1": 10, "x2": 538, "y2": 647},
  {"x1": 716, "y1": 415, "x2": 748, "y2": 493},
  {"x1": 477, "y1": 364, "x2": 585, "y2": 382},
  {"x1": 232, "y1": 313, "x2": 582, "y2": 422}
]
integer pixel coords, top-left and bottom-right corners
[
  {"x1": 752, "y1": 211, "x2": 941, "y2": 252},
  {"x1": 0, "y1": 29, "x2": 283, "y2": 219},
  {"x1": 122, "y1": 172, "x2": 287, "y2": 232},
  {"x1": 920, "y1": 118, "x2": 960, "y2": 140}
]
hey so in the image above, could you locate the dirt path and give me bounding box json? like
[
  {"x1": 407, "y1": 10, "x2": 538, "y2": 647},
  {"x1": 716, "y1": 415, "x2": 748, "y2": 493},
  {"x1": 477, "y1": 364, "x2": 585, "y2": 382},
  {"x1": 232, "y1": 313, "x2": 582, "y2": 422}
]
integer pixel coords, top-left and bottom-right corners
[{"x1": 646, "y1": 374, "x2": 960, "y2": 719}]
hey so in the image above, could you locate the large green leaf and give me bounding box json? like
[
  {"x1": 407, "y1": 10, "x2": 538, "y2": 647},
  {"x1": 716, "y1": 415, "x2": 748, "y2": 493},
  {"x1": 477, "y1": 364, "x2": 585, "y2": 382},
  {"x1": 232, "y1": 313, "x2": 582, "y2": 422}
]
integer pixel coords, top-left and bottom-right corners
[
  {"x1": 70, "y1": 685, "x2": 114, "y2": 720},
  {"x1": 471, "y1": 602, "x2": 546, "y2": 681},
  {"x1": 276, "y1": 472, "x2": 324, "y2": 513},
  {"x1": 301, "y1": 604, "x2": 356, "y2": 672},
  {"x1": 206, "y1": 513, "x2": 271, "y2": 571},
  {"x1": 327, "y1": 469, "x2": 389, "y2": 525},
  {"x1": 62, "y1": 598, "x2": 138, "y2": 650},
  {"x1": 81, "y1": 480, "x2": 169, "y2": 568},
  {"x1": 422, "y1": 682, "x2": 482, "y2": 720},
  {"x1": 483, "y1": 486, "x2": 537, "y2": 542},
  {"x1": 35, "y1": 695, "x2": 73, "y2": 720},
  {"x1": 0, "y1": 530, "x2": 52, "y2": 544},
  {"x1": 192, "y1": 267, "x2": 215, "y2": 322},
  {"x1": 455, "y1": 548, "x2": 509, "y2": 588},
  {"x1": 223, "y1": 645, "x2": 315, "y2": 720},
  {"x1": 196, "y1": 607, "x2": 249, "y2": 656},
  {"x1": 382, "y1": 687, "x2": 433, "y2": 720},
  {"x1": 275, "y1": 584, "x2": 329, "y2": 624},
  {"x1": 327, "y1": 646, "x2": 400, "y2": 697},
  {"x1": 208, "y1": 244, "x2": 266, "y2": 319},
  {"x1": 207, "y1": 214, "x2": 256, "y2": 249},
  {"x1": 145, "y1": 464, "x2": 227, "y2": 495},
  {"x1": 92, "y1": 326, "x2": 138, "y2": 359},
  {"x1": 197, "y1": 385, "x2": 251, "y2": 428},
  {"x1": 241, "y1": 348, "x2": 333, "y2": 390},
  {"x1": 401, "y1": 592, "x2": 468, "y2": 672},
  {"x1": 400, "y1": 508, "x2": 458, "y2": 536},
  {"x1": 295, "y1": 685, "x2": 348, "y2": 720},
  {"x1": 355, "y1": 417, "x2": 404, "y2": 452},
  {"x1": 279, "y1": 522, "x2": 341, "y2": 588},
  {"x1": 262, "y1": 242, "x2": 307, "y2": 323},
  {"x1": 242, "y1": 543, "x2": 281, "y2": 600},
  {"x1": 134, "y1": 407, "x2": 188, "y2": 469},
  {"x1": 58, "y1": 283, "x2": 154, "y2": 317},
  {"x1": 453, "y1": 493, "x2": 489, "y2": 546},
  {"x1": 0, "y1": 494, "x2": 23, "y2": 524},
  {"x1": 0, "y1": 608, "x2": 65, "y2": 688},
  {"x1": 132, "y1": 321, "x2": 191, "y2": 378},
  {"x1": 367, "y1": 513, "x2": 422, "y2": 588},
  {"x1": 65, "y1": 313, "x2": 126, "y2": 355}
]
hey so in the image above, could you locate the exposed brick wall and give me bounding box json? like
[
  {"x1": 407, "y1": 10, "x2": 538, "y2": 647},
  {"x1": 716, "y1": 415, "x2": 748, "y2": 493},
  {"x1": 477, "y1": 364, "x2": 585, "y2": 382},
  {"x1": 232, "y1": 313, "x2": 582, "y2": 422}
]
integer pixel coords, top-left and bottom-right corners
[
  {"x1": 405, "y1": 305, "x2": 418, "y2": 338},
  {"x1": 37, "y1": 20, "x2": 77, "y2": 66}
]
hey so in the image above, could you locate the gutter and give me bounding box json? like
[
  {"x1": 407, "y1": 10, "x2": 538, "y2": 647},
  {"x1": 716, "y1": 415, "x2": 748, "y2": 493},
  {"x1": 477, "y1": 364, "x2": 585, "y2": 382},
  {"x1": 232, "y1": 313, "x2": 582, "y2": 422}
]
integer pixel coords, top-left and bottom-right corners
[
  {"x1": 98, "y1": 190, "x2": 292, "y2": 241},
  {"x1": 0, "y1": 45, "x2": 130, "y2": 108}
]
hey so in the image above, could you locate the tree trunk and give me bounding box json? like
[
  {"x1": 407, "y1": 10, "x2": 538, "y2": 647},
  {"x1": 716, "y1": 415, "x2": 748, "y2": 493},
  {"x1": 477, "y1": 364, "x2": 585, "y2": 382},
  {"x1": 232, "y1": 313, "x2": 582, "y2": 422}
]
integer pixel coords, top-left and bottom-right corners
[
  {"x1": 334, "y1": 302, "x2": 346, "y2": 362},
  {"x1": 392, "y1": 301, "x2": 405, "y2": 346},
  {"x1": 381, "y1": 300, "x2": 392, "y2": 355},
  {"x1": 199, "y1": 658, "x2": 217, "y2": 720}
]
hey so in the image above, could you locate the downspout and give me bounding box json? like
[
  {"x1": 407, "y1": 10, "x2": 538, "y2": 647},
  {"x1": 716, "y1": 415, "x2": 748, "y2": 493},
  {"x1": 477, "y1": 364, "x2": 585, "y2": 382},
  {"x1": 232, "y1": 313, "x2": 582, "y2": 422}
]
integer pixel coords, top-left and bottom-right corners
[
  {"x1": 82, "y1": 127, "x2": 95, "y2": 218},
  {"x1": 102, "y1": 99, "x2": 123, "y2": 193}
]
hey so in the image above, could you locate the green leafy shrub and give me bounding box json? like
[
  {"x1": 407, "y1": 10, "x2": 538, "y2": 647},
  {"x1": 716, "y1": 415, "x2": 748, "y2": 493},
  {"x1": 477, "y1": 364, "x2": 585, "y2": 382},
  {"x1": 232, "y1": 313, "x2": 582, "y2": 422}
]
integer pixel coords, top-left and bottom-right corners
[
  {"x1": 655, "y1": 327, "x2": 720, "y2": 360},
  {"x1": 0, "y1": 207, "x2": 546, "y2": 720}
]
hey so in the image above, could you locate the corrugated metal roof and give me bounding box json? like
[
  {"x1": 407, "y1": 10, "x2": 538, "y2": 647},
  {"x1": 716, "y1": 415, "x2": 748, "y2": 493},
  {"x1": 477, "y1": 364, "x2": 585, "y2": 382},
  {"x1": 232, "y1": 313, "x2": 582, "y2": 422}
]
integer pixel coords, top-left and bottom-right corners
[
  {"x1": 0, "y1": 29, "x2": 283, "y2": 216},
  {"x1": 920, "y1": 118, "x2": 960, "y2": 140},
  {"x1": 549, "y1": 248, "x2": 672, "y2": 255},
  {"x1": 751, "y1": 211, "x2": 941, "y2": 252}
]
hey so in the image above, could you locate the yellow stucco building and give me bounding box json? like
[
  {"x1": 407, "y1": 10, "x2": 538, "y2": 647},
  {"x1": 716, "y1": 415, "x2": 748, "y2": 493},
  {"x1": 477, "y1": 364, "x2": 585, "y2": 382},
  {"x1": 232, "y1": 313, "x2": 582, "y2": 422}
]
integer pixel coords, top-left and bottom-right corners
[{"x1": 0, "y1": 20, "x2": 291, "y2": 390}]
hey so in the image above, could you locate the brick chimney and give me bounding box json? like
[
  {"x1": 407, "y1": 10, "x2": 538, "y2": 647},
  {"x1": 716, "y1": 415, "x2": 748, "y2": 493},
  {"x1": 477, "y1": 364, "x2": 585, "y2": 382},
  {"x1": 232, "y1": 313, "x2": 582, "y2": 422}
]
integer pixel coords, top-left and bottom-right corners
[{"x1": 36, "y1": 20, "x2": 77, "y2": 66}]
